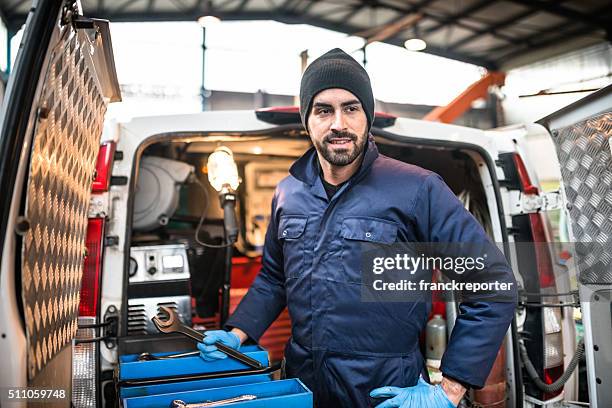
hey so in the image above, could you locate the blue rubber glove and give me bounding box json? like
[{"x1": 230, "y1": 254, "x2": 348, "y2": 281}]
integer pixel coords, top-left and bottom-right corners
[
  {"x1": 370, "y1": 377, "x2": 456, "y2": 408},
  {"x1": 197, "y1": 330, "x2": 241, "y2": 361}
]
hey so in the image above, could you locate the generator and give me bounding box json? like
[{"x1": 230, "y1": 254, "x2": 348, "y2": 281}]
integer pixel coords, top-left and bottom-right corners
[{"x1": 127, "y1": 243, "x2": 192, "y2": 336}]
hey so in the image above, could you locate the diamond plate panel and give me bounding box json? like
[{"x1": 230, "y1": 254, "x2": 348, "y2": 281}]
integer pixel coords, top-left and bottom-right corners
[
  {"x1": 22, "y1": 29, "x2": 107, "y2": 380},
  {"x1": 553, "y1": 112, "x2": 612, "y2": 284}
]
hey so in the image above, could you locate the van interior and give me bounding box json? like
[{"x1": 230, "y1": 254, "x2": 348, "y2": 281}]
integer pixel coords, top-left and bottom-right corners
[{"x1": 120, "y1": 128, "x2": 497, "y2": 366}]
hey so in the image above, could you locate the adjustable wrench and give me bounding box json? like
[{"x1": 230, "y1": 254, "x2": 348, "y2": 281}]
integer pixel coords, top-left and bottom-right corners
[
  {"x1": 152, "y1": 306, "x2": 263, "y2": 369},
  {"x1": 170, "y1": 395, "x2": 257, "y2": 407}
]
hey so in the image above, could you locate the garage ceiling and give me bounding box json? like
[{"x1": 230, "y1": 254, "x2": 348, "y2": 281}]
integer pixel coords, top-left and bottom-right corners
[{"x1": 1, "y1": 0, "x2": 611, "y2": 69}]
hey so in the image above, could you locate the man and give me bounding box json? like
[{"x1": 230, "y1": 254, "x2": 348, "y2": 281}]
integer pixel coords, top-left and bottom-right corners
[{"x1": 197, "y1": 48, "x2": 518, "y2": 407}]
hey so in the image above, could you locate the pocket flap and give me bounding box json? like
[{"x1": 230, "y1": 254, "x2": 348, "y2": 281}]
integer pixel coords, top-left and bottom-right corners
[
  {"x1": 278, "y1": 216, "x2": 307, "y2": 239},
  {"x1": 341, "y1": 217, "x2": 398, "y2": 244}
]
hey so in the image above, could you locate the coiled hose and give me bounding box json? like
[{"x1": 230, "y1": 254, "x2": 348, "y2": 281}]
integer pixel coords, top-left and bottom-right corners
[{"x1": 519, "y1": 337, "x2": 585, "y2": 393}]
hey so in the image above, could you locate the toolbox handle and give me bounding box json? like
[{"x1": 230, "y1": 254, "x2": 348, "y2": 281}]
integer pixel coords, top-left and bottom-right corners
[{"x1": 116, "y1": 361, "x2": 282, "y2": 387}]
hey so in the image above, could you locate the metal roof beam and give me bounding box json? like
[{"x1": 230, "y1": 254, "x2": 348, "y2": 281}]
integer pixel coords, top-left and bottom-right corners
[
  {"x1": 384, "y1": 36, "x2": 496, "y2": 68},
  {"x1": 298, "y1": 0, "x2": 320, "y2": 14},
  {"x1": 486, "y1": 21, "x2": 576, "y2": 55},
  {"x1": 353, "y1": 0, "x2": 434, "y2": 39},
  {"x1": 375, "y1": 0, "x2": 442, "y2": 18},
  {"x1": 449, "y1": 0, "x2": 580, "y2": 49},
  {"x1": 507, "y1": 0, "x2": 610, "y2": 30},
  {"x1": 358, "y1": 0, "x2": 503, "y2": 41},
  {"x1": 235, "y1": 0, "x2": 250, "y2": 12},
  {"x1": 488, "y1": 3, "x2": 612, "y2": 57},
  {"x1": 498, "y1": 24, "x2": 604, "y2": 65},
  {"x1": 448, "y1": 8, "x2": 535, "y2": 50},
  {"x1": 312, "y1": 4, "x2": 355, "y2": 19},
  {"x1": 364, "y1": 13, "x2": 422, "y2": 44},
  {"x1": 168, "y1": 0, "x2": 191, "y2": 11},
  {"x1": 278, "y1": 0, "x2": 299, "y2": 11},
  {"x1": 423, "y1": 0, "x2": 494, "y2": 35},
  {"x1": 341, "y1": 4, "x2": 366, "y2": 24},
  {"x1": 215, "y1": 0, "x2": 241, "y2": 9},
  {"x1": 113, "y1": 0, "x2": 136, "y2": 14},
  {"x1": 376, "y1": 0, "x2": 517, "y2": 44},
  {"x1": 288, "y1": 0, "x2": 311, "y2": 12}
]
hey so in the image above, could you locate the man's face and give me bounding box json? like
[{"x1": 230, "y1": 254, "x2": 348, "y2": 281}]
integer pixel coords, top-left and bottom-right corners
[{"x1": 307, "y1": 88, "x2": 368, "y2": 167}]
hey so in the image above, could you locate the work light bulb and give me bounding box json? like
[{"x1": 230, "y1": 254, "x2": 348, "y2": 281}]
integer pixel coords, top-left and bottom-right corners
[{"x1": 207, "y1": 146, "x2": 240, "y2": 192}]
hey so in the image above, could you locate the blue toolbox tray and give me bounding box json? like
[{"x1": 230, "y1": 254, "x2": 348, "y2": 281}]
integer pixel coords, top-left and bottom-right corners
[
  {"x1": 118, "y1": 345, "x2": 270, "y2": 381},
  {"x1": 122, "y1": 378, "x2": 313, "y2": 408},
  {"x1": 120, "y1": 373, "x2": 272, "y2": 399}
]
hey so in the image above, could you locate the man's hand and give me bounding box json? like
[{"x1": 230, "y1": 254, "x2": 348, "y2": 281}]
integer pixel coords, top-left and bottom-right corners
[
  {"x1": 440, "y1": 376, "x2": 467, "y2": 406},
  {"x1": 197, "y1": 328, "x2": 246, "y2": 361},
  {"x1": 230, "y1": 328, "x2": 248, "y2": 344},
  {"x1": 370, "y1": 377, "x2": 457, "y2": 407}
]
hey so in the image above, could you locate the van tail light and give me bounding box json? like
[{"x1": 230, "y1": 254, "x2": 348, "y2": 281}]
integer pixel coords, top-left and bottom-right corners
[
  {"x1": 72, "y1": 317, "x2": 98, "y2": 408},
  {"x1": 73, "y1": 217, "x2": 105, "y2": 407},
  {"x1": 542, "y1": 306, "x2": 564, "y2": 399},
  {"x1": 543, "y1": 307, "x2": 563, "y2": 366},
  {"x1": 512, "y1": 152, "x2": 564, "y2": 398},
  {"x1": 512, "y1": 153, "x2": 538, "y2": 195},
  {"x1": 79, "y1": 217, "x2": 105, "y2": 316},
  {"x1": 512, "y1": 153, "x2": 556, "y2": 288},
  {"x1": 74, "y1": 140, "x2": 114, "y2": 406},
  {"x1": 92, "y1": 142, "x2": 116, "y2": 193},
  {"x1": 529, "y1": 213, "x2": 555, "y2": 288}
]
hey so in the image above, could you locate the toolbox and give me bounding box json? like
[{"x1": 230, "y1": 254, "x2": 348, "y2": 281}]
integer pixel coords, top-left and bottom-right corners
[
  {"x1": 118, "y1": 345, "x2": 270, "y2": 381},
  {"x1": 122, "y1": 378, "x2": 313, "y2": 408},
  {"x1": 116, "y1": 331, "x2": 313, "y2": 408}
]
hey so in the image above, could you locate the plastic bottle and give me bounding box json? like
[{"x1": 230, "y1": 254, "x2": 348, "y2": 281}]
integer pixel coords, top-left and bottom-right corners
[{"x1": 426, "y1": 314, "x2": 447, "y2": 384}]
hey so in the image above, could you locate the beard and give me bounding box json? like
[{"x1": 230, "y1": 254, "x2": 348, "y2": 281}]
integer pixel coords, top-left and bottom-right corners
[{"x1": 314, "y1": 130, "x2": 368, "y2": 166}]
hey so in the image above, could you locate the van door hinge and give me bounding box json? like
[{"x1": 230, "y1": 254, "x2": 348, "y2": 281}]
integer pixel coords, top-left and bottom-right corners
[{"x1": 509, "y1": 190, "x2": 562, "y2": 215}]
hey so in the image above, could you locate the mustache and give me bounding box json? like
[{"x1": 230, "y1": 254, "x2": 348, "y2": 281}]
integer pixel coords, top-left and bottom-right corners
[{"x1": 324, "y1": 131, "x2": 358, "y2": 143}]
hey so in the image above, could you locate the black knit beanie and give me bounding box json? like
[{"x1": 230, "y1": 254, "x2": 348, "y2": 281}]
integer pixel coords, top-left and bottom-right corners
[{"x1": 299, "y1": 48, "x2": 375, "y2": 131}]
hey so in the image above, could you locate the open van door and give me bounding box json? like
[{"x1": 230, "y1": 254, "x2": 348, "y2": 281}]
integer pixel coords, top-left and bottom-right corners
[
  {"x1": 0, "y1": 0, "x2": 120, "y2": 404},
  {"x1": 538, "y1": 84, "x2": 612, "y2": 408}
]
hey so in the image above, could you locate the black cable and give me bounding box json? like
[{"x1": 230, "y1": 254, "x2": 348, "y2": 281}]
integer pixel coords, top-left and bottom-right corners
[
  {"x1": 519, "y1": 338, "x2": 584, "y2": 393},
  {"x1": 191, "y1": 176, "x2": 234, "y2": 249}
]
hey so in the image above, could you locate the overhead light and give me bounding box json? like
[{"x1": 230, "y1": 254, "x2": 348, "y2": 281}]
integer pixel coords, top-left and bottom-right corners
[
  {"x1": 404, "y1": 38, "x2": 426, "y2": 51},
  {"x1": 252, "y1": 146, "x2": 263, "y2": 155},
  {"x1": 198, "y1": 15, "x2": 221, "y2": 27}
]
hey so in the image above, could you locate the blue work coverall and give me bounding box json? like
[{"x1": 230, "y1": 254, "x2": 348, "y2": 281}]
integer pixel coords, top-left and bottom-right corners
[{"x1": 226, "y1": 137, "x2": 518, "y2": 407}]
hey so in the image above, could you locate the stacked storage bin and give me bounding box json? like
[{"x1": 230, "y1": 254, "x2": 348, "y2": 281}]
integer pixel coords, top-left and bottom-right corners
[{"x1": 118, "y1": 345, "x2": 313, "y2": 407}]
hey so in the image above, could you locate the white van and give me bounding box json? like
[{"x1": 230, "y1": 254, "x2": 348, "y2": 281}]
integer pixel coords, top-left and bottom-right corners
[{"x1": 0, "y1": 2, "x2": 609, "y2": 408}]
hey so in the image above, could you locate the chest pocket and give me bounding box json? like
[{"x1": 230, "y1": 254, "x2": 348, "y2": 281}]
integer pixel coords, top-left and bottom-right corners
[
  {"x1": 341, "y1": 217, "x2": 398, "y2": 244},
  {"x1": 339, "y1": 217, "x2": 398, "y2": 283},
  {"x1": 278, "y1": 215, "x2": 308, "y2": 278}
]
